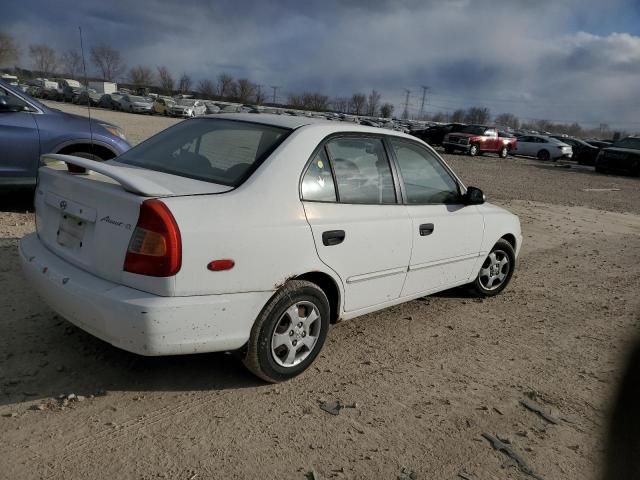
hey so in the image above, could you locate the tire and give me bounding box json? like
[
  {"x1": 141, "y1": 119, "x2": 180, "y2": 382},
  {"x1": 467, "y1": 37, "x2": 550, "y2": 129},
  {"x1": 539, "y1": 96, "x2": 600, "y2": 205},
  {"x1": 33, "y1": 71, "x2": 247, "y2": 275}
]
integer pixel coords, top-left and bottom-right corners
[
  {"x1": 537, "y1": 149, "x2": 551, "y2": 161},
  {"x1": 444, "y1": 146, "x2": 454, "y2": 154},
  {"x1": 469, "y1": 239, "x2": 516, "y2": 297},
  {"x1": 499, "y1": 146, "x2": 508, "y2": 159},
  {"x1": 243, "y1": 280, "x2": 330, "y2": 383},
  {"x1": 469, "y1": 144, "x2": 480, "y2": 157}
]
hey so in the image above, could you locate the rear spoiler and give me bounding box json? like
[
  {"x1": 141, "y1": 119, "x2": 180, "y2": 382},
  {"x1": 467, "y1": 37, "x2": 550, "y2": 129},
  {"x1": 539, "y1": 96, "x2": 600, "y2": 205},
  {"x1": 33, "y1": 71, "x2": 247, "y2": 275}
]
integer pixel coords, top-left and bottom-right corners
[{"x1": 41, "y1": 154, "x2": 173, "y2": 197}]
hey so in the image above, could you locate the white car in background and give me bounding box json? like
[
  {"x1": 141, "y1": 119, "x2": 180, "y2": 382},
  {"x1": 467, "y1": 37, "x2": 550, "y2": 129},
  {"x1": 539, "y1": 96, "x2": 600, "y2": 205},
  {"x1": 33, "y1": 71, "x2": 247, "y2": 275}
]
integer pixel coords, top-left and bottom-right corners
[
  {"x1": 168, "y1": 99, "x2": 207, "y2": 117},
  {"x1": 513, "y1": 134, "x2": 573, "y2": 161},
  {"x1": 20, "y1": 114, "x2": 522, "y2": 382},
  {"x1": 119, "y1": 95, "x2": 154, "y2": 114}
]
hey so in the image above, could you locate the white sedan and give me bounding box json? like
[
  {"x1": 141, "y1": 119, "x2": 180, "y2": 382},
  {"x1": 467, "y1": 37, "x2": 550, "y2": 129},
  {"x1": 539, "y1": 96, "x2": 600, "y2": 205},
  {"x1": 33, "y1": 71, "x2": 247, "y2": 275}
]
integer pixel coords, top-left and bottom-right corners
[
  {"x1": 167, "y1": 99, "x2": 207, "y2": 117},
  {"x1": 20, "y1": 114, "x2": 522, "y2": 382},
  {"x1": 513, "y1": 134, "x2": 573, "y2": 161},
  {"x1": 118, "y1": 95, "x2": 154, "y2": 114}
]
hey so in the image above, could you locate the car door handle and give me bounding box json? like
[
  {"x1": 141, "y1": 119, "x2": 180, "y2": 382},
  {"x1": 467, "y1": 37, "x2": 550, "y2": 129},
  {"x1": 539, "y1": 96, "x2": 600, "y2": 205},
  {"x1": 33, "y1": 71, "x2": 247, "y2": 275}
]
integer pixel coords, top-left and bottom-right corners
[
  {"x1": 419, "y1": 223, "x2": 435, "y2": 236},
  {"x1": 322, "y1": 230, "x2": 346, "y2": 246}
]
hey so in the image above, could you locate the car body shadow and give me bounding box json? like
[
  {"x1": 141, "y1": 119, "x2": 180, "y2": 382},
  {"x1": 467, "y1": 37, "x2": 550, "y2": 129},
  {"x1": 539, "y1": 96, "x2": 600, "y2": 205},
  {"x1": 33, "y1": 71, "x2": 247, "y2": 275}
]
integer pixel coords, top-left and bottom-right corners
[
  {"x1": 0, "y1": 244, "x2": 263, "y2": 408},
  {"x1": 0, "y1": 188, "x2": 35, "y2": 213}
]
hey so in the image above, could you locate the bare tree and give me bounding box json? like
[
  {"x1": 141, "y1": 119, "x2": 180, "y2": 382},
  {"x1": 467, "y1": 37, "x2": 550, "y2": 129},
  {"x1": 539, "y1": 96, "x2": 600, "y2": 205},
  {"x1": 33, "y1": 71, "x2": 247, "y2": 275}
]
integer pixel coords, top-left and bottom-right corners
[
  {"x1": 464, "y1": 106, "x2": 491, "y2": 124},
  {"x1": 197, "y1": 79, "x2": 215, "y2": 98},
  {"x1": 287, "y1": 94, "x2": 303, "y2": 109},
  {"x1": 431, "y1": 111, "x2": 447, "y2": 123},
  {"x1": 29, "y1": 44, "x2": 57, "y2": 76},
  {"x1": 236, "y1": 78, "x2": 256, "y2": 103},
  {"x1": 156, "y1": 66, "x2": 174, "y2": 94},
  {"x1": 366, "y1": 89, "x2": 381, "y2": 117},
  {"x1": 90, "y1": 44, "x2": 126, "y2": 81},
  {"x1": 380, "y1": 103, "x2": 394, "y2": 118},
  {"x1": 302, "y1": 92, "x2": 329, "y2": 111},
  {"x1": 178, "y1": 73, "x2": 192, "y2": 93},
  {"x1": 0, "y1": 32, "x2": 19, "y2": 66},
  {"x1": 495, "y1": 113, "x2": 520, "y2": 129},
  {"x1": 60, "y1": 50, "x2": 83, "y2": 79},
  {"x1": 128, "y1": 65, "x2": 155, "y2": 86},
  {"x1": 451, "y1": 109, "x2": 466, "y2": 123},
  {"x1": 216, "y1": 73, "x2": 235, "y2": 98},
  {"x1": 254, "y1": 85, "x2": 265, "y2": 105},
  {"x1": 331, "y1": 97, "x2": 349, "y2": 113},
  {"x1": 350, "y1": 93, "x2": 367, "y2": 116}
]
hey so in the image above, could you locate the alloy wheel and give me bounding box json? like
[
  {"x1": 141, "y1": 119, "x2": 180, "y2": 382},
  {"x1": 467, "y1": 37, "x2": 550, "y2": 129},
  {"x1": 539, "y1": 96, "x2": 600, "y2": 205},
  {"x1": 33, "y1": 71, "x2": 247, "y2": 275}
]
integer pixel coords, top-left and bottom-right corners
[
  {"x1": 479, "y1": 249, "x2": 510, "y2": 291},
  {"x1": 271, "y1": 301, "x2": 321, "y2": 367}
]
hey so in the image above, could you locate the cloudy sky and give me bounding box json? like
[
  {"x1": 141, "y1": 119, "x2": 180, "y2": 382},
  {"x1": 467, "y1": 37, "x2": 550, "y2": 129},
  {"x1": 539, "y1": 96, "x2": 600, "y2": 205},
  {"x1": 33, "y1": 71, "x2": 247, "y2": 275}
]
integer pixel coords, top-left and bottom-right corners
[{"x1": 3, "y1": 0, "x2": 640, "y2": 129}]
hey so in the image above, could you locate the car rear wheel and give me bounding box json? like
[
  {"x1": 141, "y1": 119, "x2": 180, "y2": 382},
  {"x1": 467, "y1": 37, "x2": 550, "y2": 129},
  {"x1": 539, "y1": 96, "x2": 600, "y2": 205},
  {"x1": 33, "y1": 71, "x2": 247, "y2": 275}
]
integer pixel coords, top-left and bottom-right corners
[
  {"x1": 243, "y1": 280, "x2": 330, "y2": 383},
  {"x1": 537, "y1": 149, "x2": 551, "y2": 161},
  {"x1": 469, "y1": 239, "x2": 515, "y2": 297},
  {"x1": 444, "y1": 146, "x2": 454, "y2": 154},
  {"x1": 499, "y1": 146, "x2": 509, "y2": 158},
  {"x1": 469, "y1": 144, "x2": 480, "y2": 157}
]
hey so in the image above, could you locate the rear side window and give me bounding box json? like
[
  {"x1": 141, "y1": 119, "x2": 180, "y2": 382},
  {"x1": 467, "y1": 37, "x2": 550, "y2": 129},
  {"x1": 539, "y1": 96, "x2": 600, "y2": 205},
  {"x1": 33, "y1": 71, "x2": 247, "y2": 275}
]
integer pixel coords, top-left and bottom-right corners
[
  {"x1": 301, "y1": 149, "x2": 336, "y2": 202},
  {"x1": 391, "y1": 139, "x2": 460, "y2": 204},
  {"x1": 325, "y1": 137, "x2": 396, "y2": 204},
  {"x1": 116, "y1": 119, "x2": 290, "y2": 186}
]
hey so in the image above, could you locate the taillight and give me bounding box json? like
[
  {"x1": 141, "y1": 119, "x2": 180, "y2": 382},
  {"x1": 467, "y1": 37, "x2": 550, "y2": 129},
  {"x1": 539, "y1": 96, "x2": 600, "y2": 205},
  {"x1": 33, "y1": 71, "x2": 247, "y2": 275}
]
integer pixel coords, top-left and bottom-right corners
[{"x1": 124, "y1": 200, "x2": 182, "y2": 277}]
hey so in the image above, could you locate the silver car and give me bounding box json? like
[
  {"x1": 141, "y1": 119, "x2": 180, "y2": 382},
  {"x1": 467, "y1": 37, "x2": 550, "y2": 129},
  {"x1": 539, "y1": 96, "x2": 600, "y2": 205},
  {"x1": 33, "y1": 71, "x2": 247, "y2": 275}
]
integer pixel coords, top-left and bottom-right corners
[
  {"x1": 168, "y1": 99, "x2": 207, "y2": 117},
  {"x1": 119, "y1": 95, "x2": 154, "y2": 114}
]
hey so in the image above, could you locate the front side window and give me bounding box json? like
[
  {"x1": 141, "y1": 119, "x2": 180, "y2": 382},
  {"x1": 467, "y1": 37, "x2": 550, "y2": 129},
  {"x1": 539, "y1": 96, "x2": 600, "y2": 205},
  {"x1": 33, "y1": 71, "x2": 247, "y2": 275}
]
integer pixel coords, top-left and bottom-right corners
[
  {"x1": 325, "y1": 137, "x2": 396, "y2": 204},
  {"x1": 116, "y1": 119, "x2": 290, "y2": 186},
  {"x1": 301, "y1": 149, "x2": 336, "y2": 202},
  {"x1": 0, "y1": 86, "x2": 33, "y2": 112},
  {"x1": 391, "y1": 139, "x2": 460, "y2": 204}
]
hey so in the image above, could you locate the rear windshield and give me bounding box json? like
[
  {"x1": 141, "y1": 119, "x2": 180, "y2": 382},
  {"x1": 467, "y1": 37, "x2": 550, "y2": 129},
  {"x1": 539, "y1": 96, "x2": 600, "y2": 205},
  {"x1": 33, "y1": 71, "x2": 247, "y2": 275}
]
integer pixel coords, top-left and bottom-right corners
[
  {"x1": 612, "y1": 137, "x2": 640, "y2": 150},
  {"x1": 115, "y1": 119, "x2": 290, "y2": 186}
]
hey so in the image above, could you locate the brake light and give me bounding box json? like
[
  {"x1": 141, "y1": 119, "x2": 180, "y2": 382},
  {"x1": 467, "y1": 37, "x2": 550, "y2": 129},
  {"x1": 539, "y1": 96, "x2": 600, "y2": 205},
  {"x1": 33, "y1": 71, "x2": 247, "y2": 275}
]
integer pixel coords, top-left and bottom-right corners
[{"x1": 124, "y1": 200, "x2": 182, "y2": 277}]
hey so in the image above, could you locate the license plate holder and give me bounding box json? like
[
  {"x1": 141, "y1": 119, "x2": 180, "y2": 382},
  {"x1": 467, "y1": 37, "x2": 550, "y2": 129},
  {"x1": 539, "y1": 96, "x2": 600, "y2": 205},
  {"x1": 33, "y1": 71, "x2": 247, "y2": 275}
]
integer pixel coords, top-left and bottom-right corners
[{"x1": 57, "y1": 213, "x2": 86, "y2": 249}]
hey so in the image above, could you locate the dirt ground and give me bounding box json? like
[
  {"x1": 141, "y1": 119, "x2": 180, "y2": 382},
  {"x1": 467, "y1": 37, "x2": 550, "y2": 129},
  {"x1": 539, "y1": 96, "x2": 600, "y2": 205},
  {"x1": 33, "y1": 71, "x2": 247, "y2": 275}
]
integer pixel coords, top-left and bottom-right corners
[{"x1": 1, "y1": 103, "x2": 639, "y2": 480}]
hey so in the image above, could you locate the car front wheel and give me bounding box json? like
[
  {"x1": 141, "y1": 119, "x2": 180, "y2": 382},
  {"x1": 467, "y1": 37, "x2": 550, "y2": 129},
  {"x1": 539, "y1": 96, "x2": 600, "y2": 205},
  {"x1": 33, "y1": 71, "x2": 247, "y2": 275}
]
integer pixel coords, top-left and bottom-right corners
[
  {"x1": 469, "y1": 239, "x2": 515, "y2": 297},
  {"x1": 469, "y1": 144, "x2": 480, "y2": 156},
  {"x1": 499, "y1": 146, "x2": 509, "y2": 158},
  {"x1": 243, "y1": 280, "x2": 330, "y2": 383}
]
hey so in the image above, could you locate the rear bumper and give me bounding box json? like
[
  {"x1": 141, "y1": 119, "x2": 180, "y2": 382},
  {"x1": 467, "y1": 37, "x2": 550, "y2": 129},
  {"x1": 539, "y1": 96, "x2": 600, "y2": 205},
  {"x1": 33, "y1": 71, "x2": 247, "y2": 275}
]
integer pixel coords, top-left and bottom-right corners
[{"x1": 20, "y1": 233, "x2": 272, "y2": 356}]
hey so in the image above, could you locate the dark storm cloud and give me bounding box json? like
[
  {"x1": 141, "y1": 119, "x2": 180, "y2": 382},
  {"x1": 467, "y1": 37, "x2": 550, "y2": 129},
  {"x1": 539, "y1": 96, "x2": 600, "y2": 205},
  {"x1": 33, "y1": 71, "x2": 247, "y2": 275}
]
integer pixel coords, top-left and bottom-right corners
[{"x1": 2, "y1": 0, "x2": 640, "y2": 128}]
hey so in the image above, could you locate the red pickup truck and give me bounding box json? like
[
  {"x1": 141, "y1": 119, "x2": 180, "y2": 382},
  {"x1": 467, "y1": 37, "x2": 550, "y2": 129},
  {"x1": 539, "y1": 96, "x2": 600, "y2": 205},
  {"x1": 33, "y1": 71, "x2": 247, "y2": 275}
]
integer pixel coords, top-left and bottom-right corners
[{"x1": 442, "y1": 125, "x2": 517, "y2": 158}]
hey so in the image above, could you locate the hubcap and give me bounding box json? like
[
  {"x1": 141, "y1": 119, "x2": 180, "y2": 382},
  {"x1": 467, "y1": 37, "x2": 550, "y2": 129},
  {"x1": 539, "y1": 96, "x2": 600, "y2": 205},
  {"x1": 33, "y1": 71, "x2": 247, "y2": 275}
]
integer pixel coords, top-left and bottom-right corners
[
  {"x1": 271, "y1": 301, "x2": 321, "y2": 368},
  {"x1": 479, "y1": 249, "x2": 510, "y2": 291}
]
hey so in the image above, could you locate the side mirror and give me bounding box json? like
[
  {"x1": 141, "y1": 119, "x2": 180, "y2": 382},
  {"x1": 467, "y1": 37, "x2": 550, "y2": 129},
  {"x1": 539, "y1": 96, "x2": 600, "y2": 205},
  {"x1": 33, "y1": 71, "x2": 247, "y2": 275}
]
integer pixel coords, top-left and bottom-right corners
[{"x1": 464, "y1": 186, "x2": 485, "y2": 205}]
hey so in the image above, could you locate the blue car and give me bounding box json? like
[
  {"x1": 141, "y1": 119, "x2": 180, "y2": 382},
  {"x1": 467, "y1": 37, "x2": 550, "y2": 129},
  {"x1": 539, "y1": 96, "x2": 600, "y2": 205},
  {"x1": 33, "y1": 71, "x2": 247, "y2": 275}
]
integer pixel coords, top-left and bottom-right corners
[{"x1": 0, "y1": 79, "x2": 131, "y2": 188}]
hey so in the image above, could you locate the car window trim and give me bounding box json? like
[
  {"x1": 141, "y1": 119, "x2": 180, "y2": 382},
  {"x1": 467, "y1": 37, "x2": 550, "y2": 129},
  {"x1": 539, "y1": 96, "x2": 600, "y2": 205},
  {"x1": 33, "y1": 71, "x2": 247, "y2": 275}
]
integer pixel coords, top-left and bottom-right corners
[
  {"x1": 299, "y1": 132, "x2": 404, "y2": 206},
  {"x1": 1, "y1": 85, "x2": 42, "y2": 114},
  {"x1": 385, "y1": 137, "x2": 466, "y2": 206}
]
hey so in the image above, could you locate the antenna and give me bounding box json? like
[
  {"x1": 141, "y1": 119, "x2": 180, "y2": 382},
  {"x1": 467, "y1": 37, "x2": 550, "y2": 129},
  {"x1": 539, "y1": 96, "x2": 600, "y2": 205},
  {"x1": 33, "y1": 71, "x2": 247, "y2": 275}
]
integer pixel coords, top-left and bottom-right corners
[{"x1": 78, "y1": 26, "x2": 94, "y2": 157}]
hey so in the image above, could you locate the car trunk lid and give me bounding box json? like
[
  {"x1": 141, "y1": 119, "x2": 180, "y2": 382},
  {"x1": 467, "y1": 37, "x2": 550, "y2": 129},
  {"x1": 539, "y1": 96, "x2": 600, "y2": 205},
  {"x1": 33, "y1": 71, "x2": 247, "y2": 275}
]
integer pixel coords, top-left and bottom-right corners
[{"x1": 35, "y1": 154, "x2": 231, "y2": 295}]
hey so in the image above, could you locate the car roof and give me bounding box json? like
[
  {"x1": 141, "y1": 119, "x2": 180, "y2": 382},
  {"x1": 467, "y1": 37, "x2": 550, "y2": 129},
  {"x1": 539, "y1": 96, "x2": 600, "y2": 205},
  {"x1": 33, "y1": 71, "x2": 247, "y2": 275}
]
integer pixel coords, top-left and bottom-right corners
[{"x1": 206, "y1": 113, "x2": 333, "y2": 129}]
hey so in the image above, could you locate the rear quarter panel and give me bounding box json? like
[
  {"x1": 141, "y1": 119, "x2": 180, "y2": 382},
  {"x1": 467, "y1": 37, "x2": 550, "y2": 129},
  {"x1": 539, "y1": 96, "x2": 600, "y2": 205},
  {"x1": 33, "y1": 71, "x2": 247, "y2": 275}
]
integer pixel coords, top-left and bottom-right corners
[{"x1": 163, "y1": 125, "x2": 356, "y2": 297}]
